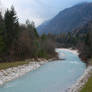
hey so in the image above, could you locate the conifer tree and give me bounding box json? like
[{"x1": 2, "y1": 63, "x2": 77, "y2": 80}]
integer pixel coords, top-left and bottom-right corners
[{"x1": 4, "y1": 6, "x2": 19, "y2": 48}]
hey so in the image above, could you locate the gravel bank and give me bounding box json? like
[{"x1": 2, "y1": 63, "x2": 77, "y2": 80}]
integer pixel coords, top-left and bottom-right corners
[
  {"x1": 0, "y1": 60, "x2": 48, "y2": 86},
  {"x1": 68, "y1": 66, "x2": 92, "y2": 92}
]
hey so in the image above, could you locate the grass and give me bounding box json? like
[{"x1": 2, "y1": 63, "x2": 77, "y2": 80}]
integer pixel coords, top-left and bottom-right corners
[
  {"x1": 88, "y1": 58, "x2": 92, "y2": 65},
  {"x1": 0, "y1": 61, "x2": 29, "y2": 70},
  {"x1": 80, "y1": 75, "x2": 92, "y2": 92},
  {"x1": 80, "y1": 58, "x2": 92, "y2": 92}
]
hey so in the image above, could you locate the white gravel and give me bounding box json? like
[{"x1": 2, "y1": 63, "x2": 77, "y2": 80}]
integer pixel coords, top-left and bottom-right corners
[
  {"x1": 56, "y1": 48, "x2": 79, "y2": 55},
  {"x1": 0, "y1": 61, "x2": 48, "y2": 86}
]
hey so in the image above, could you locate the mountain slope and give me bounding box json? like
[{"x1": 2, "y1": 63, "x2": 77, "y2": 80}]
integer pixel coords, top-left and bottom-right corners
[
  {"x1": 37, "y1": 20, "x2": 49, "y2": 34},
  {"x1": 37, "y1": 2, "x2": 92, "y2": 35},
  {"x1": 72, "y1": 20, "x2": 92, "y2": 35}
]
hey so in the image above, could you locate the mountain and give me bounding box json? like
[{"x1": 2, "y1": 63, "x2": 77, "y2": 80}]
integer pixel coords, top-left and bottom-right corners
[
  {"x1": 37, "y1": 20, "x2": 49, "y2": 34},
  {"x1": 72, "y1": 20, "x2": 92, "y2": 36},
  {"x1": 37, "y1": 2, "x2": 92, "y2": 35}
]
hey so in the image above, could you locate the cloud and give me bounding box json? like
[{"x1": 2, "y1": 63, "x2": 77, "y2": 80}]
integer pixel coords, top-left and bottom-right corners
[
  {"x1": 1, "y1": 0, "x2": 48, "y2": 26},
  {"x1": 1, "y1": 0, "x2": 92, "y2": 26}
]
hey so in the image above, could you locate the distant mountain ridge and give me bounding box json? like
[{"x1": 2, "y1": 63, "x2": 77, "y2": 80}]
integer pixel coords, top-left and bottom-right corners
[{"x1": 37, "y1": 2, "x2": 92, "y2": 35}]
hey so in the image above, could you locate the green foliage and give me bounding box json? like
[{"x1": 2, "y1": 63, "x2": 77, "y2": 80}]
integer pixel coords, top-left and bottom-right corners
[
  {"x1": 55, "y1": 21, "x2": 92, "y2": 62},
  {"x1": 38, "y1": 49, "x2": 47, "y2": 58},
  {"x1": 4, "y1": 6, "x2": 19, "y2": 48},
  {"x1": 0, "y1": 13, "x2": 6, "y2": 56},
  {"x1": 0, "y1": 61, "x2": 29, "y2": 70},
  {"x1": 80, "y1": 75, "x2": 92, "y2": 92},
  {"x1": 34, "y1": 28, "x2": 39, "y2": 38},
  {"x1": 0, "y1": 36, "x2": 5, "y2": 53},
  {"x1": 41, "y1": 34, "x2": 47, "y2": 40},
  {"x1": 0, "y1": 6, "x2": 56, "y2": 62}
]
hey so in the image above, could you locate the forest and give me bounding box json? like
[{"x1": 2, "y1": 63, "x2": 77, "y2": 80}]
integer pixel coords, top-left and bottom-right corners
[
  {"x1": 0, "y1": 6, "x2": 56, "y2": 62},
  {"x1": 45, "y1": 21, "x2": 92, "y2": 64},
  {"x1": 0, "y1": 6, "x2": 92, "y2": 64}
]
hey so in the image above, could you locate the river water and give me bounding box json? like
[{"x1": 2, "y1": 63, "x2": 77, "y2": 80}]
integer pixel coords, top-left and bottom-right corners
[{"x1": 0, "y1": 49, "x2": 86, "y2": 92}]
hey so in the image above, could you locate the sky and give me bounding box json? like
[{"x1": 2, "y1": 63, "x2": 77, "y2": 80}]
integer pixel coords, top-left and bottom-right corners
[{"x1": 0, "y1": 0, "x2": 92, "y2": 26}]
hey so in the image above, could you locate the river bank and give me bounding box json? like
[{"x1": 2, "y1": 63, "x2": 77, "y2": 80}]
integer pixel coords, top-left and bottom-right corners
[
  {"x1": 0, "y1": 52, "x2": 59, "y2": 86},
  {"x1": 0, "y1": 60, "x2": 48, "y2": 86},
  {"x1": 68, "y1": 66, "x2": 92, "y2": 92},
  {"x1": 0, "y1": 48, "x2": 86, "y2": 92},
  {"x1": 62, "y1": 48, "x2": 92, "y2": 92},
  {"x1": 61, "y1": 48, "x2": 92, "y2": 92},
  {"x1": 0, "y1": 48, "x2": 78, "y2": 87},
  {"x1": 56, "y1": 48, "x2": 79, "y2": 55},
  {"x1": 56, "y1": 48, "x2": 91, "y2": 92},
  {"x1": 0, "y1": 48, "x2": 87, "y2": 92}
]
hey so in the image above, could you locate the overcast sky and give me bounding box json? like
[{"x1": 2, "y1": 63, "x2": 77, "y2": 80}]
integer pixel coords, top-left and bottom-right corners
[{"x1": 1, "y1": 0, "x2": 92, "y2": 26}]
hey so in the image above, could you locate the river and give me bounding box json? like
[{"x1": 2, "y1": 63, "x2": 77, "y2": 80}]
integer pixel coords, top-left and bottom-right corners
[{"x1": 0, "y1": 49, "x2": 86, "y2": 92}]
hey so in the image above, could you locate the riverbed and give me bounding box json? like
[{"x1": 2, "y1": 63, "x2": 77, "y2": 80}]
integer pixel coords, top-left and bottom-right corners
[{"x1": 0, "y1": 49, "x2": 86, "y2": 92}]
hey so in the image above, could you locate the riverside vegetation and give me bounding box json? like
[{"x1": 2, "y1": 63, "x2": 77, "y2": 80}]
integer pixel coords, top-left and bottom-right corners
[
  {"x1": 80, "y1": 75, "x2": 92, "y2": 92},
  {"x1": 0, "y1": 6, "x2": 56, "y2": 66},
  {"x1": 43, "y1": 20, "x2": 92, "y2": 64},
  {"x1": 80, "y1": 59, "x2": 92, "y2": 92}
]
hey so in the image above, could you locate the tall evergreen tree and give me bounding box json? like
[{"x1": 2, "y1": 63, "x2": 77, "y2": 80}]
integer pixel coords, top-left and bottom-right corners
[
  {"x1": 0, "y1": 12, "x2": 6, "y2": 56},
  {"x1": 4, "y1": 6, "x2": 19, "y2": 48}
]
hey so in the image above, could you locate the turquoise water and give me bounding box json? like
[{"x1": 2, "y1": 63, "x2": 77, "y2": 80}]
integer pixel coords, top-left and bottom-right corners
[{"x1": 0, "y1": 49, "x2": 86, "y2": 92}]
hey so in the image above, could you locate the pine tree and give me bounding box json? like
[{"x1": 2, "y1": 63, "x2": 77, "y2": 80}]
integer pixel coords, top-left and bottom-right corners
[
  {"x1": 4, "y1": 6, "x2": 19, "y2": 48},
  {"x1": 0, "y1": 12, "x2": 6, "y2": 55}
]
